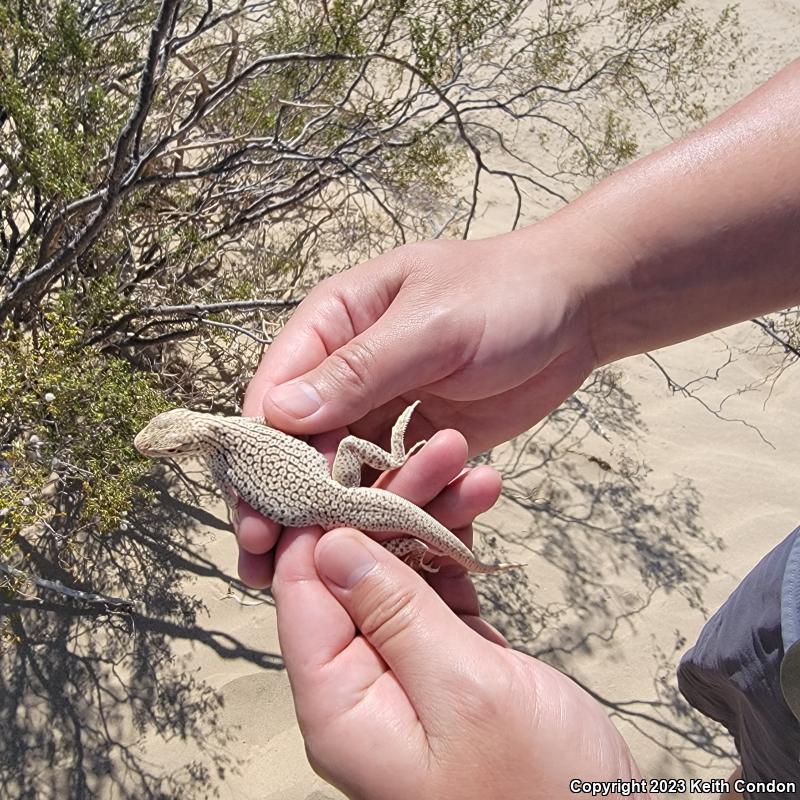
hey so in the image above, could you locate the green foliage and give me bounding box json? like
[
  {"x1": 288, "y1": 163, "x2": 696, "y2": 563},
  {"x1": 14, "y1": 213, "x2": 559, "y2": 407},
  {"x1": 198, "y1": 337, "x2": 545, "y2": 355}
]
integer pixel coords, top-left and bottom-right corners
[
  {"x1": 405, "y1": 0, "x2": 516, "y2": 79},
  {"x1": 0, "y1": 282, "x2": 169, "y2": 561},
  {"x1": 598, "y1": 111, "x2": 638, "y2": 168},
  {"x1": 385, "y1": 129, "x2": 457, "y2": 192},
  {"x1": 0, "y1": 1, "x2": 134, "y2": 200}
]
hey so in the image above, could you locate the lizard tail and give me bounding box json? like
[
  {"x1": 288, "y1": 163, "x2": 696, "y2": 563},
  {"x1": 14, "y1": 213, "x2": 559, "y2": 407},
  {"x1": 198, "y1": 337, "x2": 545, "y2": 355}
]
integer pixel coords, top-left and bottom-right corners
[{"x1": 343, "y1": 486, "x2": 525, "y2": 574}]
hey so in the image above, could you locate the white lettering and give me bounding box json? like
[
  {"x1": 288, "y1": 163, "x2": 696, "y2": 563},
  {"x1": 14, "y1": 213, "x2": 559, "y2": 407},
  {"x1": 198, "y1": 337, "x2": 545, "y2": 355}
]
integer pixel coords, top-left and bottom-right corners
[{"x1": 734, "y1": 780, "x2": 797, "y2": 794}]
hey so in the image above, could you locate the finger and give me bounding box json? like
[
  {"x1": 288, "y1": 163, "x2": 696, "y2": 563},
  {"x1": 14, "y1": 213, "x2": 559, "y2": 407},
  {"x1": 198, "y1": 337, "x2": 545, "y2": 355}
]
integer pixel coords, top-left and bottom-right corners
[
  {"x1": 244, "y1": 262, "x2": 405, "y2": 414},
  {"x1": 422, "y1": 464, "x2": 502, "y2": 533},
  {"x1": 273, "y1": 525, "x2": 356, "y2": 669},
  {"x1": 243, "y1": 293, "x2": 359, "y2": 416},
  {"x1": 272, "y1": 526, "x2": 393, "y2": 727},
  {"x1": 236, "y1": 501, "x2": 281, "y2": 554},
  {"x1": 314, "y1": 527, "x2": 498, "y2": 730},
  {"x1": 375, "y1": 428, "x2": 468, "y2": 503},
  {"x1": 237, "y1": 547, "x2": 274, "y2": 589},
  {"x1": 427, "y1": 564, "x2": 481, "y2": 615},
  {"x1": 275, "y1": 525, "x2": 429, "y2": 797}
]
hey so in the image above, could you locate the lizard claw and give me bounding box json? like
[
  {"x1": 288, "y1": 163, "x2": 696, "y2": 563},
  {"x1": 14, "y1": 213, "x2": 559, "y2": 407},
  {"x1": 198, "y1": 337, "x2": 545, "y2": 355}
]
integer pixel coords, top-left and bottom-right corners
[{"x1": 406, "y1": 439, "x2": 427, "y2": 458}]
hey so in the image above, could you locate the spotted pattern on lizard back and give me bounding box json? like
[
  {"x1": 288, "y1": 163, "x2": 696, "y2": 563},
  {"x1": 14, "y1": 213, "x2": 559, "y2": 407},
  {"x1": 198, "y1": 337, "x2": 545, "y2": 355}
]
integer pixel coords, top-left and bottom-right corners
[{"x1": 134, "y1": 403, "x2": 522, "y2": 574}]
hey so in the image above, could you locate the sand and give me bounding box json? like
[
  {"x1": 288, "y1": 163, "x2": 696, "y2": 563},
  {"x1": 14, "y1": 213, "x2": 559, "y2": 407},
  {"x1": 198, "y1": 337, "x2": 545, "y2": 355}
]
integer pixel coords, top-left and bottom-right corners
[{"x1": 130, "y1": 3, "x2": 800, "y2": 798}]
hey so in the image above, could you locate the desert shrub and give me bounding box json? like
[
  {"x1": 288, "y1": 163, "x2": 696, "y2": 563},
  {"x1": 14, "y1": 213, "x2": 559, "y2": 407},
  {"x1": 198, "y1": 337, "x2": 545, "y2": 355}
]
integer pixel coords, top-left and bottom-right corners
[{"x1": 0, "y1": 0, "x2": 742, "y2": 600}]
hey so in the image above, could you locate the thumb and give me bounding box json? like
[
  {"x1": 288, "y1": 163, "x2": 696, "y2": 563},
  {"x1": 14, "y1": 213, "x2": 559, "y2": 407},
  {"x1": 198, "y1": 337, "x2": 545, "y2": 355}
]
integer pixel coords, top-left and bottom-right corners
[
  {"x1": 262, "y1": 303, "x2": 460, "y2": 432},
  {"x1": 315, "y1": 528, "x2": 490, "y2": 715}
]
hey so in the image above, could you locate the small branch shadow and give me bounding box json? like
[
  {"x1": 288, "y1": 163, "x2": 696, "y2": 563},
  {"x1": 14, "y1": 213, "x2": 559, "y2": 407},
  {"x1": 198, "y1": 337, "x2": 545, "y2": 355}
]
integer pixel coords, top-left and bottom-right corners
[
  {"x1": 474, "y1": 368, "x2": 736, "y2": 772},
  {"x1": 0, "y1": 476, "x2": 282, "y2": 799}
]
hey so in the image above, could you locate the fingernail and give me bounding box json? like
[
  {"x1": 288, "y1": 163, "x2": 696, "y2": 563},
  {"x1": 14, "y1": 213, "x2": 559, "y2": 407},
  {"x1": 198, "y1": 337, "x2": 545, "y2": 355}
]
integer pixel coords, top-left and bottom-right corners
[
  {"x1": 319, "y1": 534, "x2": 377, "y2": 589},
  {"x1": 268, "y1": 381, "x2": 322, "y2": 419}
]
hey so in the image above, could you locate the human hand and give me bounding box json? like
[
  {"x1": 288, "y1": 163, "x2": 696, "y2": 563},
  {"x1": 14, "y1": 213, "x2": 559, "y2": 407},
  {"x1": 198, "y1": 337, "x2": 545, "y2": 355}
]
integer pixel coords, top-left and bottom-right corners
[
  {"x1": 239, "y1": 227, "x2": 600, "y2": 581},
  {"x1": 244, "y1": 229, "x2": 599, "y2": 455},
  {"x1": 272, "y1": 430, "x2": 643, "y2": 800}
]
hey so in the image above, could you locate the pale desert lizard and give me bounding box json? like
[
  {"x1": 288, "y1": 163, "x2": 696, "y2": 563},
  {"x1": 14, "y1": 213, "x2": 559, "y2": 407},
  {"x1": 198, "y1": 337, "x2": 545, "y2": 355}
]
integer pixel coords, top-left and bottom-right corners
[{"x1": 134, "y1": 401, "x2": 520, "y2": 574}]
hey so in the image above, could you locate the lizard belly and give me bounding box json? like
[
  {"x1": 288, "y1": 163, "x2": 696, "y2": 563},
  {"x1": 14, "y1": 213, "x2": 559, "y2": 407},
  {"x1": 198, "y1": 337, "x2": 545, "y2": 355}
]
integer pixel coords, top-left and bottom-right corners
[{"x1": 225, "y1": 468, "x2": 327, "y2": 528}]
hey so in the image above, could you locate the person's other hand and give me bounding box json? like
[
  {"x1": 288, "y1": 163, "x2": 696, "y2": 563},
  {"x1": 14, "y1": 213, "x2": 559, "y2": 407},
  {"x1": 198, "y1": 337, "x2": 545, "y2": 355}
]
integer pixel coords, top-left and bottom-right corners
[{"x1": 272, "y1": 428, "x2": 642, "y2": 800}]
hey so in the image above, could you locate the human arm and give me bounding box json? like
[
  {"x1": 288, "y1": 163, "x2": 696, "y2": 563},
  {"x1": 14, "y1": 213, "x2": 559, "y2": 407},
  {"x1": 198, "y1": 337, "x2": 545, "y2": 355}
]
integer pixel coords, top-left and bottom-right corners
[
  {"x1": 566, "y1": 57, "x2": 800, "y2": 365},
  {"x1": 247, "y1": 58, "x2": 800, "y2": 439},
  {"x1": 239, "y1": 58, "x2": 800, "y2": 582}
]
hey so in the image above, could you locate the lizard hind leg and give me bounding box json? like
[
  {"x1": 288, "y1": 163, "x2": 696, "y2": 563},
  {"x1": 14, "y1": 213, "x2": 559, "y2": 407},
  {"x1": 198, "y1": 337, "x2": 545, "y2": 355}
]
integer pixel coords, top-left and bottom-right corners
[
  {"x1": 389, "y1": 400, "x2": 426, "y2": 462},
  {"x1": 331, "y1": 400, "x2": 427, "y2": 487},
  {"x1": 381, "y1": 536, "x2": 440, "y2": 573}
]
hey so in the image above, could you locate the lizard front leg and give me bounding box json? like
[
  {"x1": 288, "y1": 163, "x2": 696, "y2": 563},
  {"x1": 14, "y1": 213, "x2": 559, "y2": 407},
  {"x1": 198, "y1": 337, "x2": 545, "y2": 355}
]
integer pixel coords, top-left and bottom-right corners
[
  {"x1": 331, "y1": 401, "x2": 426, "y2": 487},
  {"x1": 207, "y1": 454, "x2": 241, "y2": 528}
]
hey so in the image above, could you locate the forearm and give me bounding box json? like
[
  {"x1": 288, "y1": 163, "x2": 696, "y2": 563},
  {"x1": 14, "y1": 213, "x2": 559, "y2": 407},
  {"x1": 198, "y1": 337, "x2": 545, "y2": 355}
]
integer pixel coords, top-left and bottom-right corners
[{"x1": 544, "y1": 58, "x2": 800, "y2": 365}]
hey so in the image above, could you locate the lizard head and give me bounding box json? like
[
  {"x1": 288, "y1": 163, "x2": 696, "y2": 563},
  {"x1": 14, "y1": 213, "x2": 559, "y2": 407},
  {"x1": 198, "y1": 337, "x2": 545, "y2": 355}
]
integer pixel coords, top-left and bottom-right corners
[{"x1": 134, "y1": 408, "x2": 211, "y2": 458}]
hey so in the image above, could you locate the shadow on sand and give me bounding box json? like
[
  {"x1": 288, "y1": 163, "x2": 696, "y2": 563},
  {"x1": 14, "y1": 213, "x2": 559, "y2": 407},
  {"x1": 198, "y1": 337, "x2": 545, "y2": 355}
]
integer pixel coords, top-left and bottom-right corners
[
  {"x1": 0, "y1": 474, "x2": 282, "y2": 799},
  {"x1": 476, "y1": 368, "x2": 737, "y2": 771}
]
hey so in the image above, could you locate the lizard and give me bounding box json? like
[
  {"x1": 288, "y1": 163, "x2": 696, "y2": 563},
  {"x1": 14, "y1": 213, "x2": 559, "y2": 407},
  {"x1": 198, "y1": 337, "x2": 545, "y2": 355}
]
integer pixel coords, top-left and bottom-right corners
[{"x1": 134, "y1": 401, "x2": 521, "y2": 574}]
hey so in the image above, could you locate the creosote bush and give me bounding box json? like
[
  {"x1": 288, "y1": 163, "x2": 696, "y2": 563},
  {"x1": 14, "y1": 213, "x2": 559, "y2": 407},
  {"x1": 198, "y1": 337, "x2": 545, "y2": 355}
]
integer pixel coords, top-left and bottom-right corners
[
  {"x1": 1, "y1": 0, "x2": 744, "y2": 604},
  {"x1": 0, "y1": 283, "x2": 168, "y2": 562}
]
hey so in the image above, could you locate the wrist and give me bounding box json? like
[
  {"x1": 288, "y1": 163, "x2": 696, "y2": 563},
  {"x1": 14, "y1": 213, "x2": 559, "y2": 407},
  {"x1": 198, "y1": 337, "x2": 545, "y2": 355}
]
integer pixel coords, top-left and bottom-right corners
[
  {"x1": 550, "y1": 191, "x2": 652, "y2": 367},
  {"x1": 501, "y1": 206, "x2": 638, "y2": 370}
]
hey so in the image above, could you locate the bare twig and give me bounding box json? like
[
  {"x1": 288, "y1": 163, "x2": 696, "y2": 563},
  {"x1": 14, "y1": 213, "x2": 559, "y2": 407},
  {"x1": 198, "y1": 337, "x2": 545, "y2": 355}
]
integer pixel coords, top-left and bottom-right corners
[
  {"x1": 0, "y1": 562, "x2": 134, "y2": 612},
  {"x1": 751, "y1": 317, "x2": 800, "y2": 359},
  {"x1": 138, "y1": 298, "x2": 302, "y2": 316},
  {"x1": 644, "y1": 352, "x2": 774, "y2": 448}
]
